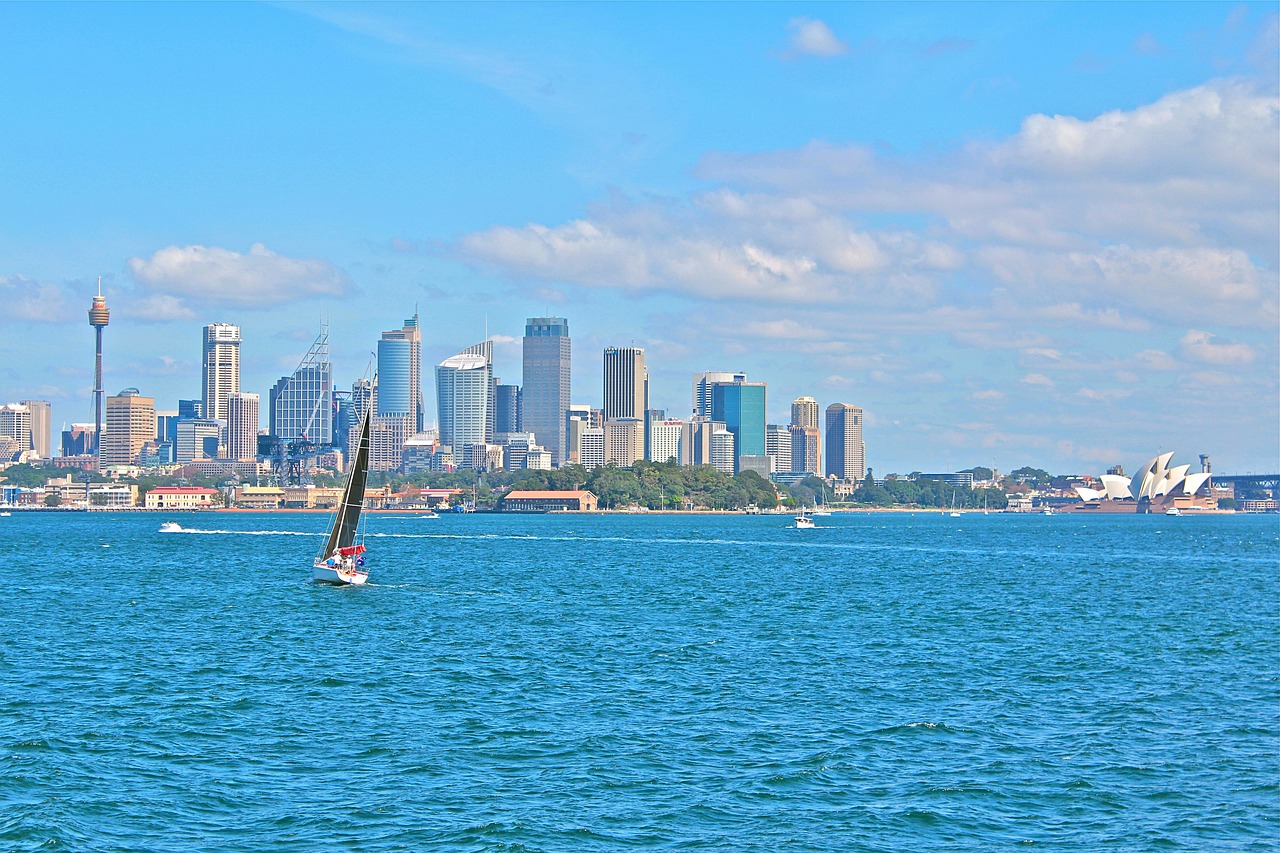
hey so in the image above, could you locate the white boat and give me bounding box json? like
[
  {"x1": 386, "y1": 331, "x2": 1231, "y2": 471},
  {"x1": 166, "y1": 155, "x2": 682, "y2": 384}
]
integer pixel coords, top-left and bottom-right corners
[
  {"x1": 794, "y1": 509, "x2": 816, "y2": 529},
  {"x1": 1042, "y1": 507, "x2": 1055, "y2": 516},
  {"x1": 159, "y1": 521, "x2": 182, "y2": 533},
  {"x1": 0, "y1": 511, "x2": 11, "y2": 517},
  {"x1": 313, "y1": 404, "x2": 372, "y2": 585},
  {"x1": 1165, "y1": 507, "x2": 1181, "y2": 516},
  {"x1": 418, "y1": 512, "x2": 440, "y2": 519}
]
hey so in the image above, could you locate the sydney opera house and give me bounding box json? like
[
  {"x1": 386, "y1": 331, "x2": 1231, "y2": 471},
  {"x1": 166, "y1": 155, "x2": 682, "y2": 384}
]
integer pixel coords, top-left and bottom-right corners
[{"x1": 1070, "y1": 452, "x2": 1217, "y2": 513}]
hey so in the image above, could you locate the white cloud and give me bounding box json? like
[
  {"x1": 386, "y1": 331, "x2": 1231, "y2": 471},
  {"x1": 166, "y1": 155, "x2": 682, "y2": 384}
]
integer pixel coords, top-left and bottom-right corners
[
  {"x1": 974, "y1": 389, "x2": 1006, "y2": 402},
  {"x1": 1022, "y1": 373, "x2": 1056, "y2": 388},
  {"x1": 783, "y1": 18, "x2": 849, "y2": 59},
  {"x1": 1178, "y1": 329, "x2": 1256, "y2": 365},
  {"x1": 128, "y1": 244, "x2": 352, "y2": 308},
  {"x1": 0, "y1": 275, "x2": 76, "y2": 323}
]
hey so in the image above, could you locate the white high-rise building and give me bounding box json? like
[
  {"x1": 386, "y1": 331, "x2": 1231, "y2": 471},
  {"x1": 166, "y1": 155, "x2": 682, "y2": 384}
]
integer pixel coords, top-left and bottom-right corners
[
  {"x1": 226, "y1": 392, "x2": 260, "y2": 462},
  {"x1": 0, "y1": 403, "x2": 32, "y2": 455},
  {"x1": 202, "y1": 323, "x2": 241, "y2": 426},
  {"x1": 580, "y1": 427, "x2": 605, "y2": 470},
  {"x1": 436, "y1": 350, "x2": 492, "y2": 450},
  {"x1": 766, "y1": 424, "x2": 792, "y2": 473},
  {"x1": 710, "y1": 427, "x2": 736, "y2": 475},
  {"x1": 647, "y1": 419, "x2": 684, "y2": 464},
  {"x1": 603, "y1": 347, "x2": 647, "y2": 421}
]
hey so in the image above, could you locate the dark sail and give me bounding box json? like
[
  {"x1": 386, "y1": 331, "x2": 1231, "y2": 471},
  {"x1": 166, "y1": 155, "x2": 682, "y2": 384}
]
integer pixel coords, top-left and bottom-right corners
[{"x1": 321, "y1": 405, "x2": 372, "y2": 560}]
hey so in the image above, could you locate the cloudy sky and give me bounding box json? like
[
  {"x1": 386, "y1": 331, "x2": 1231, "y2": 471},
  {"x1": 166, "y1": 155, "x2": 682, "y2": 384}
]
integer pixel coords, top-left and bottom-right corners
[{"x1": 1, "y1": 2, "x2": 1276, "y2": 475}]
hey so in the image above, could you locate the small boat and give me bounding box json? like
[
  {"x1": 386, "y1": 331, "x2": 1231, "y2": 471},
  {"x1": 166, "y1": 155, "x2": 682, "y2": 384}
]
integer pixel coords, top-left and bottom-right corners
[
  {"x1": 418, "y1": 511, "x2": 440, "y2": 519},
  {"x1": 1042, "y1": 507, "x2": 1055, "y2": 516},
  {"x1": 0, "y1": 511, "x2": 11, "y2": 517},
  {"x1": 812, "y1": 490, "x2": 831, "y2": 517},
  {"x1": 1165, "y1": 507, "x2": 1181, "y2": 516},
  {"x1": 313, "y1": 405, "x2": 372, "y2": 585},
  {"x1": 159, "y1": 521, "x2": 182, "y2": 533},
  {"x1": 794, "y1": 508, "x2": 816, "y2": 529}
]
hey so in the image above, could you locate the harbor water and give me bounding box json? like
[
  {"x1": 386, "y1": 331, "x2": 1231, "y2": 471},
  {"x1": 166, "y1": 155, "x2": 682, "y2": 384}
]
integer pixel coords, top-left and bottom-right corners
[{"x1": 1, "y1": 510, "x2": 1276, "y2": 850}]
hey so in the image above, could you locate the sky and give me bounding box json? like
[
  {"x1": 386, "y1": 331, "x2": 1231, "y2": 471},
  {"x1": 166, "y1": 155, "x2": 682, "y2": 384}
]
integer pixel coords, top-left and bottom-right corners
[{"x1": 0, "y1": 2, "x2": 1276, "y2": 476}]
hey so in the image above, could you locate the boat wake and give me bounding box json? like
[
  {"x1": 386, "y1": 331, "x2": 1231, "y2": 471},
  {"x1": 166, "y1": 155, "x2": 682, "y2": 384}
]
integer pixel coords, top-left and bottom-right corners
[{"x1": 158, "y1": 523, "x2": 314, "y2": 537}]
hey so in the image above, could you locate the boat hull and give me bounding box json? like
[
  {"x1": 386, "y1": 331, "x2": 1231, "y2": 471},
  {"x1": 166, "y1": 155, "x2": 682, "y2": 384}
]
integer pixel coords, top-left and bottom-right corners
[{"x1": 313, "y1": 562, "x2": 369, "y2": 586}]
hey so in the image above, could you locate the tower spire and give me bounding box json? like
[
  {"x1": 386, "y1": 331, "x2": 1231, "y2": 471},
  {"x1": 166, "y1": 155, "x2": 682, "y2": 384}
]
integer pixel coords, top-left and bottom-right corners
[{"x1": 88, "y1": 277, "x2": 111, "y2": 462}]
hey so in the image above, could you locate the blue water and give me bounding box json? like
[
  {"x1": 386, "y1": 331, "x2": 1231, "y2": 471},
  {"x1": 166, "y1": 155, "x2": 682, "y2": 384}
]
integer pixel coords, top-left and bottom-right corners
[{"x1": 1, "y1": 510, "x2": 1276, "y2": 851}]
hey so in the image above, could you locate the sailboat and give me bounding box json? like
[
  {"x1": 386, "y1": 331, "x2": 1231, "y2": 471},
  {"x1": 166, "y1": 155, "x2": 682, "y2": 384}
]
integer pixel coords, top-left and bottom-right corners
[
  {"x1": 812, "y1": 489, "x2": 831, "y2": 517},
  {"x1": 313, "y1": 404, "x2": 372, "y2": 585},
  {"x1": 948, "y1": 490, "x2": 961, "y2": 517}
]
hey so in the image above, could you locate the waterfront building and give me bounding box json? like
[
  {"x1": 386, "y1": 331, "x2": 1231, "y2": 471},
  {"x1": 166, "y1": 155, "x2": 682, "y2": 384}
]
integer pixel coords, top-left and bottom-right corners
[
  {"x1": 711, "y1": 380, "x2": 766, "y2": 473},
  {"x1": 226, "y1": 392, "x2": 260, "y2": 462},
  {"x1": 790, "y1": 425, "x2": 821, "y2": 475},
  {"x1": 825, "y1": 403, "x2": 865, "y2": 481},
  {"x1": 648, "y1": 419, "x2": 684, "y2": 464},
  {"x1": 502, "y1": 490, "x2": 598, "y2": 512},
  {"x1": 144, "y1": 486, "x2": 220, "y2": 510},
  {"x1": 102, "y1": 388, "x2": 155, "y2": 466},
  {"x1": 523, "y1": 316, "x2": 571, "y2": 467},
  {"x1": 202, "y1": 323, "x2": 241, "y2": 429},
  {"x1": 693, "y1": 372, "x2": 744, "y2": 418},
  {"x1": 580, "y1": 427, "x2": 605, "y2": 470},
  {"x1": 495, "y1": 383, "x2": 522, "y2": 435},
  {"x1": 710, "y1": 427, "x2": 736, "y2": 475},
  {"x1": 604, "y1": 418, "x2": 645, "y2": 467},
  {"x1": 766, "y1": 424, "x2": 792, "y2": 473},
  {"x1": 176, "y1": 418, "x2": 221, "y2": 463},
  {"x1": 603, "y1": 347, "x2": 647, "y2": 421},
  {"x1": 436, "y1": 350, "x2": 491, "y2": 450}
]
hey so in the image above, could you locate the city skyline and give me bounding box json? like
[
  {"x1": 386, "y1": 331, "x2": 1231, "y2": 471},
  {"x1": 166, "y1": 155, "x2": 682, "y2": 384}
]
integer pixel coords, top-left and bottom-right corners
[{"x1": 0, "y1": 4, "x2": 1275, "y2": 474}]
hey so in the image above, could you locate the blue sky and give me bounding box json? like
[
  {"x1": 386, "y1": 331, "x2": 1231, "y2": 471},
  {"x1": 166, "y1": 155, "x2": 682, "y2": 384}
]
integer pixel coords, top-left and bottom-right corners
[{"x1": 1, "y1": 2, "x2": 1276, "y2": 475}]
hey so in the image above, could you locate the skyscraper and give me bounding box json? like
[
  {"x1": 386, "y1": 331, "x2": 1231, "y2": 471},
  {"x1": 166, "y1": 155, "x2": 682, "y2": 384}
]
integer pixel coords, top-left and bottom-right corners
[
  {"x1": 495, "y1": 383, "x2": 522, "y2": 435},
  {"x1": 102, "y1": 388, "x2": 155, "y2": 467},
  {"x1": 693, "y1": 371, "x2": 745, "y2": 418},
  {"x1": 377, "y1": 313, "x2": 423, "y2": 431},
  {"x1": 603, "y1": 347, "x2": 647, "y2": 421},
  {"x1": 88, "y1": 278, "x2": 109, "y2": 458},
  {"x1": 202, "y1": 323, "x2": 241, "y2": 427},
  {"x1": 791, "y1": 396, "x2": 819, "y2": 430},
  {"x1": 523, "y1": 316, "x2": 571, "y2": 466},
  {"x1": 766, "y1": 423, "x2": 792, "y2": 473},
  {"x1": 22, "y1": 400, "x2": 51, "y2": 459},
  {"x1": 0, "y1": 404, "x2": 32, "y2": 455},
  {"x1": 825, "y1": 403, "x2": 866, "y2": 481},
  {"x1": 460, "y1": 339, "x2": 496, "y2": 441},
  {"x1": 790, "y1": 425, "x2": 821, "y2": 475},
  {"x1": 711, "y1": 380, "x2": 767, "y2": 473},
  {"x1": 270, "y1": 331, "x2": 333, "y2": 446},
  {"x1": 436, "y1": 349, "x2": 491, "y2": 449},
  {"x1": 226, "y1": 392, "x2": 260, "y2": 462}
]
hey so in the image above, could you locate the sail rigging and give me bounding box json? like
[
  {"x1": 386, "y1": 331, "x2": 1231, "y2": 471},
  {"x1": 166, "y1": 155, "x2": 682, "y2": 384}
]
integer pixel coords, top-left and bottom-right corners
[{"x1": 320, "y1": 404, "x2": 372, "y2": 561}]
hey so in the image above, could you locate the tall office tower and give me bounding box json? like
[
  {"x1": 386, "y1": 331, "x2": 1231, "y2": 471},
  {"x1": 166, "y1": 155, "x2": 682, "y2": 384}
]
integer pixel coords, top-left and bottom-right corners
[
  {"x1": 101, "y1": 388, "x2": 155, "y2": 466},
  {"x1": 523, "y1": 316, "x2": 571, "y2": 467},
  {"x1": 88, "y1": 278, "x2": 109, "y2": 457},
  {"x1": 459, "y1": 339, "x2": 496, "y2": 441},
  {"x1": 178, "y1": 399, "x2": 204, "y2": 419},
  {"x1": 378, "y1": 312, "x2": 424, "y2": 431},
  {"x1": 270, "y1": 332, "x2": 333, "y2": 446},
  {"x1": 176, "y1": 418, "x2": 221, "y2": 463},
  {"x1": 710, "y1": 427, "x2": 736, "y2": 475},
  {"x1": 825, "y1": 403, "x2": 866, "y2": 481},
  {"x1": 19, "y1": 400, "x2": 51, "y2": 458},
  {"x1": 226, "y1": 392, "x2": 260, "y2": 461},
  {"x1": 202, "y1": 323, "x2": 241, "y2": 427},
  {"x1": 436, "y1": 349, "x2": 492, "y2": 450},
  {"x1": 0, "y1": 404, "x2": 32, "y2": 453},
  {"x1": 711, "y1": 380, "x2": 767, "y2": 473},
  {"x1": 693, "y1": 372, "x2": 745, "y2": 418},
  {"x1": 495, "y1": 383, "x2": 522, "y2": 435},
  {"x1": 681, "y1": 418, "x2": 718, "y2": 466},
  {"x1": 790, "y1": 425, "x2": 821, "y2": 475},
  {"x1": 604, "y1": 418, "x2": 645, "y2": 467},
  {"x1": 766, "y1": 424, "x2": 792, "y2": 473},
  {"x1": 648, "y1": 419, "x2": 684, "y2": 464},
  {"x1": 791, "y1": 396, "x2": 820, "y2": 430},
  {"x1": 603, "y1": 347, "x2": 647, "y2": 421}
]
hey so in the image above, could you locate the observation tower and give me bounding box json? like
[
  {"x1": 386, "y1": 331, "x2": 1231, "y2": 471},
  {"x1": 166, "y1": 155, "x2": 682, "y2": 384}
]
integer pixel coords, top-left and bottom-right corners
[{"x1": 88, "y1": 277, "x2": 109, "y2": 457}]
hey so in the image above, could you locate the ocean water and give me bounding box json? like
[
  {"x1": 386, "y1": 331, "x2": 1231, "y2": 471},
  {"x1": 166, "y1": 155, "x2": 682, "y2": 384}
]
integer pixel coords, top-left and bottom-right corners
[{"x1": 1, "y1": 510, "x2": 1276, "y2": 851}]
